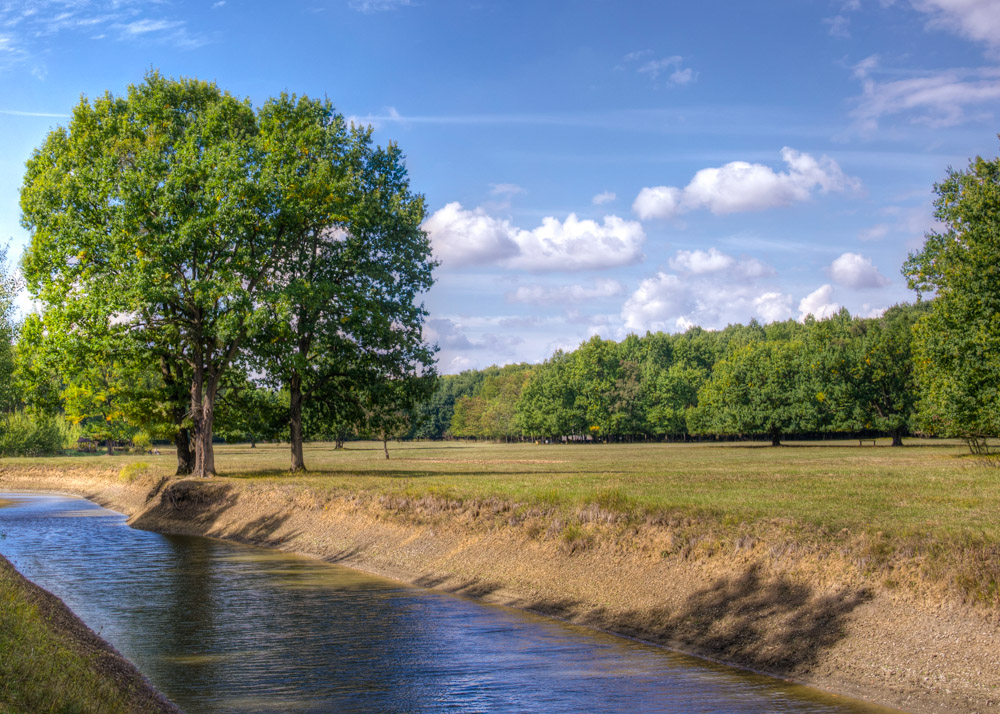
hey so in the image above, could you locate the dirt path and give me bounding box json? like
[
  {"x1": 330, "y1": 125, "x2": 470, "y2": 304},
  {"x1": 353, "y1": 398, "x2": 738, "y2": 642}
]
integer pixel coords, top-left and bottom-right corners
[{"x1": 2, "y1": 464, "x2": 997, "y2": 714}]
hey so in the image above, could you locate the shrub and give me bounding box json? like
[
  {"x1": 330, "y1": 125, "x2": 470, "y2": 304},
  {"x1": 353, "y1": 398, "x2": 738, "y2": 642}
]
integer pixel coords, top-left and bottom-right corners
[
  {"x1": 131, "y1": 431, "x2": 152, "y2": 454},
  {"x1": 0, "y1": 412, "x2": 66, "y2": 457}
]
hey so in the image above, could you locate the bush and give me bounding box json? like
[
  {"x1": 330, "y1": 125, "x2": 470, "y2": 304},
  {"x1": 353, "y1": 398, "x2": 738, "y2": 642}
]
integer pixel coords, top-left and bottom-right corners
[
  {"x1": 0, "y1": 412, "x2": 66, "y2": 457},
  {"x1": 131, "y1": 431, "x2": 152, "y2": 454}
]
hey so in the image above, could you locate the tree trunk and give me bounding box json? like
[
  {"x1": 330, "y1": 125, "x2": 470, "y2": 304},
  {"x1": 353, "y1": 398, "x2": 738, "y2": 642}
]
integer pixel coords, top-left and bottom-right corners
[
  {"x1": 106, "y1": 438, "x2": 114, "y2": 456},
  {"x1": 770, "y1": 431, "x2": 781, "y2": 447},
  {"x1": 175, "y1": 428, "x2": 193, "y2": 476},
  {"x1": 190, "y1": 370, "x2": 217, "y2": 477},
  {"x1": 289, "y1": 373, "x2": 306, "y2": 472},
  {"x1": 383, "y1": 438, "x2": 390, "y2": 460},
  {"x1": 890, "y1": 430, "x2": 903, "y2": 447}
]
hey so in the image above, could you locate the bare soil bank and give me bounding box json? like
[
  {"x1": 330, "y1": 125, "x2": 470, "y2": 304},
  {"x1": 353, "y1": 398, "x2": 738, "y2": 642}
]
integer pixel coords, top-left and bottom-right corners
[
  {"x1": 0, "y1": 551, "x2": 181, "y2": 714},
  {"x1": 2, "y1": 464, "x2": 998, "y2": 714}
]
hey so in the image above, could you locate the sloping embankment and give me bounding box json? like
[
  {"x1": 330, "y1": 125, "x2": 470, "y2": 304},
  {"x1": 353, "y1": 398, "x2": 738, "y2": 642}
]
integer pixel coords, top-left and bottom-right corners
[
  {"x1": 0, "y1": 550, "x2": 181, "y2": 714},
  {"x1": 2, "y1": 464, "x2": 998, "y2": 714}
]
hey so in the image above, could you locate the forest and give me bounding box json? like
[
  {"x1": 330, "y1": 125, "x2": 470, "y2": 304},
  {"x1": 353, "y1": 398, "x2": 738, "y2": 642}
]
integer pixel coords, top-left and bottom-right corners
[{"x1": 410, "y1": 304, "x2": 928, "y2": 446}]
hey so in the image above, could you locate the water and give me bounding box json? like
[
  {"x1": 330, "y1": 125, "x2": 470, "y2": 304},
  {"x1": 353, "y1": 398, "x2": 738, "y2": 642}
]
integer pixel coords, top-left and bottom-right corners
[{"x1": 0, "y1": 492, "x2": 895, "y2": 714}]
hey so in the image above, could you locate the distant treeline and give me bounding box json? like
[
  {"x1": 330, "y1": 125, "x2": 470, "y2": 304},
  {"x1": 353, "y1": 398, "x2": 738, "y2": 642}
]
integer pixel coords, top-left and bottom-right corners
[{"x1": 410, "y1": 303, "x2": 930, "y2": 446}]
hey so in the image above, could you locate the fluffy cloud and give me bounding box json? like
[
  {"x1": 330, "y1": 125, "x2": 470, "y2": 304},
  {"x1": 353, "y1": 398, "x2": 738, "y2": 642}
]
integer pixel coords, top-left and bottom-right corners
[
  {"x1": 507, "y1": 279, "x2": 624, "y2": 306},
  {"x1": 829, "y1": 252, "x2": 892, "y2": 289},
  {"x1": 798, "y1": 284, "x2": 841, "y2": 321},
  {"x1": 668, "y1": 248, "x2": 772, "y2": 278},
  {"x1": 633, "y1": 148, "x2": 860, "y2": 220},
  {"x1": 754, "y1": 292, "x2": 794, "y2": 323},
  {"x1": 851, "y1": 57, "x2": 1000, "y2": 129},
  {"x1": 592, "y1": 191, "x2": 616, "y2": 205},
  {"x1": 423, "y1": 202, "x2": 646, "y2": 271},
  {"x1": 620, "y1": 249, "x2": 787, "y2": 332},
  {"x1": 422, "y1": 203, "x2": 520, "y2": 267}
]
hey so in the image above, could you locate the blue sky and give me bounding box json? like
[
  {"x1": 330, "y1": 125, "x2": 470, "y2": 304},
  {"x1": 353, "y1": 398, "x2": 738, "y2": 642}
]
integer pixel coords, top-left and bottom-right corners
[{"x1": 2, "y1": 0, "x2": 999, "y2": 372}]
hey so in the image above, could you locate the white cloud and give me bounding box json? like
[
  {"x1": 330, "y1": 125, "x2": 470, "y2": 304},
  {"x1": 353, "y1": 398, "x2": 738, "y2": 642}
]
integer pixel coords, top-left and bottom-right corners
[
  {"x1": 754, "y1": 292, "x2": 794, "y2": 323},
  {"x1": 423, "y1": 202, "x2": 646, "y2": 271},
  {"x1": 669, "y1": 248, "x2": 736, "y2": 274},
  {"x1": 851, "y1": 61, "x2": 1000, "y2": 129},
  {"x1": 633, "y1": 148, "x2": 860, "y2": 220},
  {"x1": 506, "y1": 279, "x2": 624, "y2": 305},
  {"x1": 490, "y1": 183, "x2": 525, "y2": 196},
  {"x1": 829, "y1": 252, "x2": 892, "y2": 289},
  {"x1": 910, "y1": 0, "x2": 1000, "y2": 47},
  {"x1": 349, "y1": 0, "x2": 412, "y2": 12},
  {"x1": 669, "y1": 67, "x2": 696, "y2": 85},
  {"x1": 859, "y1": 223, "x2": 890, "y2": 241},
  {"x1": 592, "y1": 191, "x2": 616, "y2": 205},
  {"x1": 798, "y1": 285, "x2": 841, "y2": 321},
  {"x1": 824, "y1": 15, "x2": 851, "y2": 37},
  {"x1": 620, "y1": 249, "x2": 784, "y2": 332},
  {"x1": 422, "y1": 202, "x2": 520, "y2": 268},
  {"x1": 507, "y1": 214, "x2": 647, "y2": 271},
  {"x1": 117, "y1": 19, "x2": 183, "y2": 36},
  {"x1": 624, "y1": 53, "x2": 697, "y2": 86},
  {"x1": 424, "y1": 317, "x2": 524, "y2": 373},
  {"x1": 0, "y1": 2, "x2": 208, "y2": 64}
]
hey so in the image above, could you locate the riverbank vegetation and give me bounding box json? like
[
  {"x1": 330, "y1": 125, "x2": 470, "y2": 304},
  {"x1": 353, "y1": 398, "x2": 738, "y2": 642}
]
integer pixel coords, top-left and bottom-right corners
[{"x1": 0, "y1": 552, "x2": 177, "y2": 713}]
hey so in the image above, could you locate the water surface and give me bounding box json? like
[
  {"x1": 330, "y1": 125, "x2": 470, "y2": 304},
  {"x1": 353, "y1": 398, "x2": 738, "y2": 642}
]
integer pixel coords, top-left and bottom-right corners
[{"x1": 0, "y1": 492, "x2": 895, "y2": 713}]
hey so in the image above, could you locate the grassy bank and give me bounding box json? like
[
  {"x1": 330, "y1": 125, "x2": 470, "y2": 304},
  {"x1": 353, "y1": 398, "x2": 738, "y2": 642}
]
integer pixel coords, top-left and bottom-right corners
[
  {"x1": 0, "y1": 551, "x2": 178, "y2": 714},
  {"x1": 6, "y1": 438, "x2": 997, "y2": 605}
]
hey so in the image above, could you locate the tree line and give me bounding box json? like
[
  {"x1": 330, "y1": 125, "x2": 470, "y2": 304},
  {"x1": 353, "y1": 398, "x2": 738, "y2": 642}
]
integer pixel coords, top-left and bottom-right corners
[{"x1": 410, "y1": 304, "x2": 927, "y2": 446}]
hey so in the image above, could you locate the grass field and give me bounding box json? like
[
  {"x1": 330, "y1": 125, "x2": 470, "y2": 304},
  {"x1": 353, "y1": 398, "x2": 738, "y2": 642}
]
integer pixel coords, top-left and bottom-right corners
[{"x1": 5, "y1": 438, "x2": 999, "y2": 603}]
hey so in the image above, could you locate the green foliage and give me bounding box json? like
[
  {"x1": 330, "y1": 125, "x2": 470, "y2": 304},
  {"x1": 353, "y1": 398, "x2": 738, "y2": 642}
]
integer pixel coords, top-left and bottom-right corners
[
  {"x1": 19, "y1": 72, "x2": 435, "y2": 475},
  {"x1": 690, "y1": 340, "x2": 816, "y2": 444},
  {"x1": 130, "y1": 432, "x2": 152, "y2": 453},
  {"x1": 904, "y1": 150, "x2": 1000, "y2": 451},
  {"x1": 409, "y1": 370, "x2": 486, "y2": 439},
  {"x1": 0, "y1": 412, "x2": 66, "y2": 457},
  {"x1": 0, "y1": 244, "x2": 19, "y2": 414},
  {"x1": 449, "y1": 364, "x2": 532, "y2": 440}
]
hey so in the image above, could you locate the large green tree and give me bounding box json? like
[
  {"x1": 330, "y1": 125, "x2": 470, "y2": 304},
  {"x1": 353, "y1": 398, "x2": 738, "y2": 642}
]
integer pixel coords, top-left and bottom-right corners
[
  {"x1": 21, "y1": 73, "x2": 435, "y2": 476},
  {"x1": 904, "y1": 150, "x2": 1000, "y2": 452},
  {"x1": 252, "y1": 94, "x2": 435, "y2": 471},
  {"x1": 22, "y1": 73, "x2": 269, "y2": 476}
]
